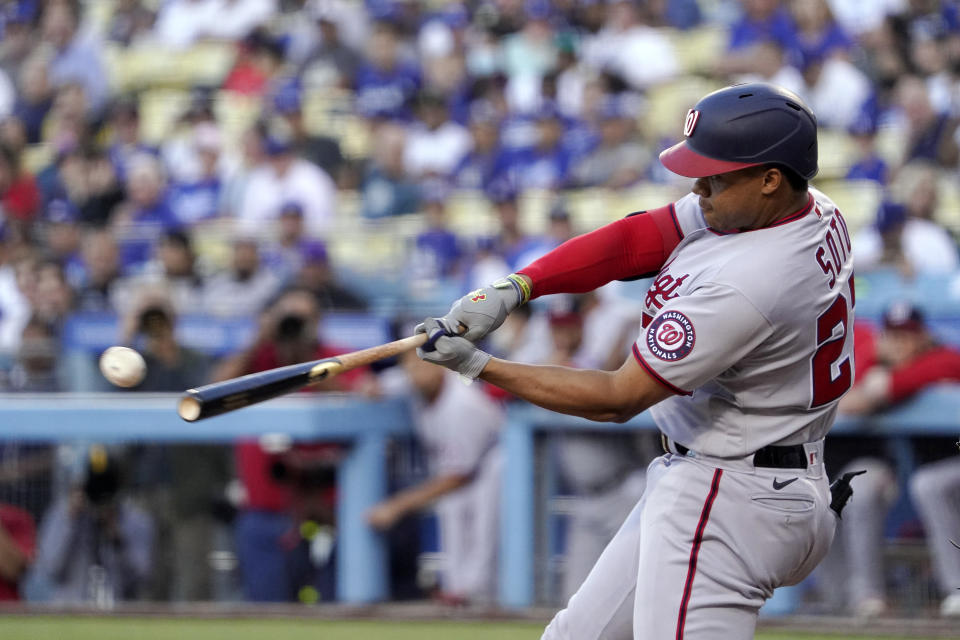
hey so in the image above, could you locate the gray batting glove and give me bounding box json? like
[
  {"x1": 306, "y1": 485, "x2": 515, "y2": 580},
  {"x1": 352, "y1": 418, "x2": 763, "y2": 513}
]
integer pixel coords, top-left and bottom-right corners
[
  {"x1": 417, "y1": 318, "x2": 492, "y2": 380},
  {"x1": 417, "y1": 274, "x2": 531, "y2": 342}
]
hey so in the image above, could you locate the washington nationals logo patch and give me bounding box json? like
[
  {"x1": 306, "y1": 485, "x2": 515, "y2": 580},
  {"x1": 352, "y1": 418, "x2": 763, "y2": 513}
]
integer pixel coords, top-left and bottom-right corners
[{"x1": 647, "y1": 311, "x2": 696, "y2": 361}]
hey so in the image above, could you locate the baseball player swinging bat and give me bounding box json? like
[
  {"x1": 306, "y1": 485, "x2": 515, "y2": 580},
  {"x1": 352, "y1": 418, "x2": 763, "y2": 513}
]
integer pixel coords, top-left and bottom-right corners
[{"x1": 178, "y1": 328, "x2": 446, "y2": 422}]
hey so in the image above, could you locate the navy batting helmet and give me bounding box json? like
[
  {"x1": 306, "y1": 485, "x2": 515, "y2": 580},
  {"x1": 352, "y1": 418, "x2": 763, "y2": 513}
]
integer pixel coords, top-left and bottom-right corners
[{"x1": 659, "y1": 83, "x2": 818, "y2": 180}]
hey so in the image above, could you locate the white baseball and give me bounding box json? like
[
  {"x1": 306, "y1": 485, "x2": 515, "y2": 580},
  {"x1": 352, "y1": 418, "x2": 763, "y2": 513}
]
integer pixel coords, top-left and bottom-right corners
[{"x1": 99, "y1": 346, "x2": 147, "y2": 388}]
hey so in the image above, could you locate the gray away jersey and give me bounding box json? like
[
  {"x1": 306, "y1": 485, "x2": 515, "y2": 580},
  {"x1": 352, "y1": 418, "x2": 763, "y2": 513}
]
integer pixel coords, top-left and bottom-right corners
[{"x1": 633, "y1": 189, "x2": 855, "y2": 459}]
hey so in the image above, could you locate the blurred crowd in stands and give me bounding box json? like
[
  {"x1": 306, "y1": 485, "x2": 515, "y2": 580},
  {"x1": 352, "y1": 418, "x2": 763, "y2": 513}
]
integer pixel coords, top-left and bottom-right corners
[{"x1": 0, "y1": 0, "x2": 959, "y2": 617}]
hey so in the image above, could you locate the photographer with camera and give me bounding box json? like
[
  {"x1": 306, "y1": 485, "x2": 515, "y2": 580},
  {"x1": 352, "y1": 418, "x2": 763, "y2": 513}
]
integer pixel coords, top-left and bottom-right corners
[
  {"x1": 212, "y1": 287, "x2": 368, "y2": 602},
  {"x1": 31, "y1": 446, "x2": 153, "y2": 605}
]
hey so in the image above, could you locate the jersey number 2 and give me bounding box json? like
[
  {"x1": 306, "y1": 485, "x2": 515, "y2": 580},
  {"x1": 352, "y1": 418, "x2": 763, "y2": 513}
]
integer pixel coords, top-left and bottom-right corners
[{"x1": 811, "y1": 295, "x2": 851, "y2": 408}]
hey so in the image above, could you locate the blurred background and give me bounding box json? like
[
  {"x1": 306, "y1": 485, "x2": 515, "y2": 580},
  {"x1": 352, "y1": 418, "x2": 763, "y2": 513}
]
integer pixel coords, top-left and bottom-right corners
[{"x1": 0, "y1": 0, "x2": 958, "y2": 633}]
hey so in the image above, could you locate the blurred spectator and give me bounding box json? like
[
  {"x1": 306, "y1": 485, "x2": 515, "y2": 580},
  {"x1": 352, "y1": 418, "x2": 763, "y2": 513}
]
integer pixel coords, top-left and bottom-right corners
[
  {"x1": 161, "y1": 91, "x2": 220, "y2": 185},
  {"x1": 0, "y1": 143, "x2": 40, "y2": 223},
  {"x1": 153, "y1": 0, "x2": 219, "y2": 50},
  {"x1": 259, "y1": 201, "x2": 306, "y2": 282},
  {"x1": 41, "y1": 0, "x2": 108, "y2": 115},
  {"x1": 154, "y1": 0, "x2": 275, "y2": 50},
  {"x1": 293, "y1": 239, "x2": 366, "y2": 312},
  {"x1": 580, "y1": 0, "x2": 678, "y2": 90},
  {"x1": 222, "y1": 28, "x2": 286, "y2": 97},
  {"x1": 31, "y1": 446, "x2": 154, "y2": 605},
  {"x1": 0, "y1": 3, "x2": 37, "y2": 78},
  {"x1": 453, "y1": 102, "x2": 501, "y2": 190},
  {"x1": 408, "y1": 182, "x2": 462, "y2": 281},
  {"x1": 367, "y1": 349, "x2": 504, "y2": 605},
  {"x1": 107, "y1": 0, "x2": 156, "y2": 47},
  {"x1": 214, "y1": 288, "x2": 367, "y2": 602},
  {"x1": 11, "y1": 55, "x2": 53, "y2": 145},
  {"x1": 168, "y1": 123, "x2": 225, "y2": 226},
  {"x1": 0, "y1": 503, "x2": 35, "y2": 601},
  {"x1": 106, "y1": 97, "x2": 159, "y2": 185},
  {"x1": 269, "y1": 81, "x2": 347, "y2": 185},
  {"x1": 117, "y1": 295, "x2": 225, "y2": 602},
  {"x1": 499, "y1": 1, "x2": 558, "y2": 110},
  {"x1": 792, "y1": 0, "x2": 853, "y2": 65},
  {"x1": 28, "y1": 260, "x2": 73, "y2": 328},
  {"x1": 403, "y1": 92, "x2": 471, "y2": 179},
  {"x1": 798, "y1": 49, "x2": 873, "y2": 131},
  {"x1": 463, "y1": 235, "x2": 511, "y2": 292},
  {"x1": 360, "y1": 122, "x2": 420, "y2": 218},
  {"x1": 298, "y1": 4, "x2": 362, "y2": 89},
  {"x1": 204, "y1": 235, "x2": 283, "y2": 317},
  {"x1": 570, "y1": 97, "x2": 651, "y2": 189},
  {"x1": 237, "y1": 118, "x2": 337, "y2": 237},
  {"x1": 120, "y1": 294, "x2": 211, "y2": 392},
  {"x1": 894, "y1": 74, "x2": 959, "y2": 168},
  {"x1": 0, "y1": 223, "x2": 31, "y2": 358},
  {"x1": 116, "y1": 230, "x2": 205, "y2": 316},
  {"x1": 826, "y1": 0, "x2": 903, "y2": 39},
  {"x1": 1, "y1": 317, "x2": 60, "y2": 392},
  {"x1": 40, "y1": 199, "x2": 83, "y2": 288},
  {"x1": 354, "y1": 20, "x2": 421, "y2": 121},
  {"x1": 205, "y1": 0, "x2": 276, "y2": 43},
  {"x1": 854, "y1": 164, "x2": 960, "y2": 276},
  {"x1": 74, "y1": 229, "x2": 124, "y2": 313},
  {"x1": 221, "y1": 123, "x2": 265, "y2": 219},
  {"x1": 496, "y1": 104, "x2": 574, "y2": 191},
  {"x1": 845, "y1": 111, "x2": 889, "y2": 184},
  {"x1": 485, "y1": 178, "x2": 541, "y2": 270},
  {"x1": 111, "y1": 153, "x2": 179, "y2": 270}
]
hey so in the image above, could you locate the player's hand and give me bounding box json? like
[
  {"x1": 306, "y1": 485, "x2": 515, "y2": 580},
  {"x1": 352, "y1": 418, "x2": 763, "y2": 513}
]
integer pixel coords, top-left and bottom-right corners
[
  {"x1": 419, "y1": 274, "x2": 531, "y2": 342},
  {"x1": 416, "y1": 318, "x2": 492, "y2": 380},
  {"x1": 366, "y1": 502, "x2": 401, "y2": 531}
]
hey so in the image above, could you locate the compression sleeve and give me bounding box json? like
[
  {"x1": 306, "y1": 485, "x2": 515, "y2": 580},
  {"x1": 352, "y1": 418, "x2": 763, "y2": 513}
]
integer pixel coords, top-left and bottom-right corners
[{"x1": 517, "y1": 204, "x2": 683, "y2": 299}]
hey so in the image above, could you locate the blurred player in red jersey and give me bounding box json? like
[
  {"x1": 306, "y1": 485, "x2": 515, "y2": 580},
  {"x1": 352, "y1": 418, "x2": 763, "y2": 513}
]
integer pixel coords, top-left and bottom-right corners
[
  {"x1": 213, "y1": 288, "x2": 368, "y2": 602},
  {"x1": 0, "y1": 503, "x2": 34, "y2": 601}
]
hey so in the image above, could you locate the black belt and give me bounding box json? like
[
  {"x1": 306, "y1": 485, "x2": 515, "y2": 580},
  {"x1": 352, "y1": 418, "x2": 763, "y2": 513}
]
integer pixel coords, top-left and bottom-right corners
[{"x1": 660, "y1": 434, "x2": 808, "y2": 469}]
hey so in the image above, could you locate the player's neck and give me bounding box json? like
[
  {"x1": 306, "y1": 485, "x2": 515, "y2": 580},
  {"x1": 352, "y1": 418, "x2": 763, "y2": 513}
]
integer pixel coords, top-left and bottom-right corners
[{"x1": 752, "y1": 189, "x2": 810, "y2": 230}]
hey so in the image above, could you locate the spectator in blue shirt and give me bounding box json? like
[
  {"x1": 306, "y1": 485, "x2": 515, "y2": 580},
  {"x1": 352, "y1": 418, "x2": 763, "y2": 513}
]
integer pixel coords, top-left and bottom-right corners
[
  {"x1": 111, "y1": 154, "x2": 179, "y2": 270},
  {"x1": 495, "y1": 103, "x2": 575, "y2": 191},
  {"x1": 11, "y1": 55, "x2": 53, "y2": 145},
  {"x1": 168, "y1": 123, "x2": 223, "y2": 226},
  {"x1": 409, "y1": 179, "x2": 462, "y2": 281},
  {"x1": 715, "y1": 0, "x2": 800, "y2": 76},
  {"x1": 845, "y1": 109, "x2": 889, "y2": 185},
  {"x1": 106, "y1": 98, "x2": 160, "y2": 185},
  {"x1": 354, "y1": 21, "x2": 422, "y2": 121},
  {"x1": 41, "y1": 0, "x2": 108, "y2": 115},
  {"x1": 360, "y1": 122, "x2": 421, "y2": 218},
  {"x1": 453, "y1": 101, "x2": 502, "y2": 191}
]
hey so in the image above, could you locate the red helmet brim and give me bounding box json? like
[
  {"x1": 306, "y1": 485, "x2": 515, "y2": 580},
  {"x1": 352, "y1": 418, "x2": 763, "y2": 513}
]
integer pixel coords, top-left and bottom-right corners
[{"x1": 659, "y1": 140, "x2": 763, "y2": 178}]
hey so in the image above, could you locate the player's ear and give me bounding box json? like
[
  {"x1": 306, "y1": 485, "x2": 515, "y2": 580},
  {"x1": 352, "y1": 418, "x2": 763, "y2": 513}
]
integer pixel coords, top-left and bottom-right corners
[{"x1": 759, "y1": 167, "x2": 783, "y2": 195}]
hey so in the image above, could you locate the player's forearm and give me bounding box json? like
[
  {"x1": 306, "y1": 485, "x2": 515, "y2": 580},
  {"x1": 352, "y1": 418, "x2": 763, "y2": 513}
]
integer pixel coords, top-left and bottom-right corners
[
  {"x1": 479, "y1": 358, "x2": 644, "y2": 423},
  {"x1": 381, "y1": 475, "x2": 471, "y2": 517},
  {"x1": 518, "y1": 208, "x2": 681, "y2": 299}
]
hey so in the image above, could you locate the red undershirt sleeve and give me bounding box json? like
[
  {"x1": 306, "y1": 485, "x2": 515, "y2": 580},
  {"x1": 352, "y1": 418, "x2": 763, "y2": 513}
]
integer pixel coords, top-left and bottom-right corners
[{"x1": 517, "y1": 204, "x2": 683, "y2": 299}]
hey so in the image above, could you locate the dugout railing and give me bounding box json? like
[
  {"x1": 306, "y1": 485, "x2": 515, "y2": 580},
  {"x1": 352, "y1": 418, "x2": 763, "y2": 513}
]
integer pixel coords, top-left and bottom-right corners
[{"x1": 0, "y1": 389, "x2": 957, "y2": 609}]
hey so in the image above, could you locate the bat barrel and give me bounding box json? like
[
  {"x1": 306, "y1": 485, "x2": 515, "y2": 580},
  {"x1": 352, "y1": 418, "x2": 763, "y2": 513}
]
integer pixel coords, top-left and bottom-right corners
[{"x1": 178, "y1": 357, "x2": 343, "y2": 422}]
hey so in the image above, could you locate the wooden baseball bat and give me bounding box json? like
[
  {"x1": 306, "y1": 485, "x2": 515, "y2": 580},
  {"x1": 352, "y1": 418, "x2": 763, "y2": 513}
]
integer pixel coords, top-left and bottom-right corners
[{"x1": 177, "y1": 333, "x2": 430, "y2": 422}]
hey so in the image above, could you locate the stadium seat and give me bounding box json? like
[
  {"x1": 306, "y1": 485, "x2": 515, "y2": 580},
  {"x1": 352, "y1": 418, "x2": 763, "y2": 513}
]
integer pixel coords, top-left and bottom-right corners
[
  {"x1": 139, "y1": 88, "x2": 193, "y2": 144},
  {"x1": 810, "y1": 179, "x2": 882, "y2": 232},
  {"x1": 666, "y1": 26, "x2": 727, "y2": 75},
  {"x1": 816, "y1": 128, "x2": 857, "y2": 180}
]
